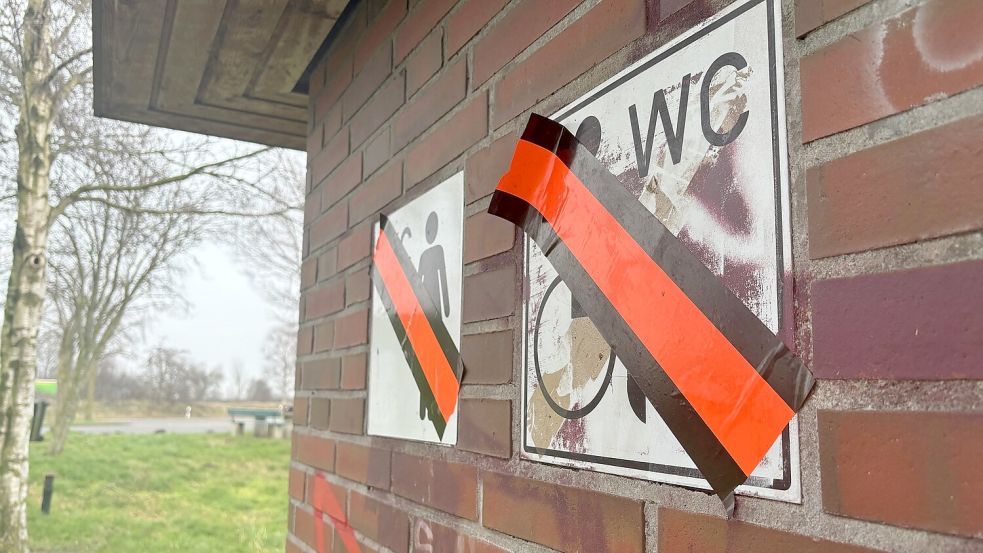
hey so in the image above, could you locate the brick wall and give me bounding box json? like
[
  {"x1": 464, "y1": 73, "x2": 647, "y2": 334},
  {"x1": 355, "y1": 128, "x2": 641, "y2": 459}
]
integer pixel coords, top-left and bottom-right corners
[{"x1": 289, "y1": 0, "x2": 983, "y2": 551}]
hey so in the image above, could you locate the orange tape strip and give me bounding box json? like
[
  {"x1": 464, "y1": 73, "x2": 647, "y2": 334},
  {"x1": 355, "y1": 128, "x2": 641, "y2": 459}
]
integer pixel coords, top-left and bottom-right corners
[{"x1": 498, "y1": 139, "x2": 793, "y2": 475}]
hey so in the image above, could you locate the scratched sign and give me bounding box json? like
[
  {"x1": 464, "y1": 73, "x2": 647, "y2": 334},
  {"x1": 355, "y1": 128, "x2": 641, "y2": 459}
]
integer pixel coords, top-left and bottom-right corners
[{"x1": 521, "y1": 0, "x2": 801, "y2": 501}]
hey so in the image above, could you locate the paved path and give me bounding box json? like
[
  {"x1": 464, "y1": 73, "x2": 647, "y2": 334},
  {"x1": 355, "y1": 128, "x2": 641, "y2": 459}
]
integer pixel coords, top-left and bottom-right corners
[{"x1": 64, "y1": 417, "x2": 232, "y2": 435}]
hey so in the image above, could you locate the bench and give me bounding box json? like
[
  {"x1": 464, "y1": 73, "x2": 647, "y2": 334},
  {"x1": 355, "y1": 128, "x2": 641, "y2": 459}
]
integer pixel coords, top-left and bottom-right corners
[{"x1": 227, "y1": 408, "x2": 285, "y2": 438}]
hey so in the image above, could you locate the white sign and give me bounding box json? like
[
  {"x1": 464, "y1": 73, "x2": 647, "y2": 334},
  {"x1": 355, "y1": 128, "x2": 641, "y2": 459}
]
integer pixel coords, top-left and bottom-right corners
[
  {"x1": 521, "y1": 0, "x2": 800, "y2": 501},
  {"x1": 367, "y1": 172, "x2": 464, "y2": 445}
]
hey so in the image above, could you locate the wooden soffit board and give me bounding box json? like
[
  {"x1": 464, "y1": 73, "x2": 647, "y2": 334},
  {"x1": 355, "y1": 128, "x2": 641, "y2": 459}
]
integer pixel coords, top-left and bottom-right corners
[{"x1": 93, "y1": 0, "x2": 348, "y2": 150}]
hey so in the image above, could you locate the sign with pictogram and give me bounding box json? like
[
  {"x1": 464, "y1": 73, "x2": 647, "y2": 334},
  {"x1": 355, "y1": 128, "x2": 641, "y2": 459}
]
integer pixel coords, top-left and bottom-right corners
[
  {"x1": 367, "y1": 172, "x2": 464, "y2": 445},
  {"x1": 503, "y1": 0, "x2": 810, "y2": 503}
]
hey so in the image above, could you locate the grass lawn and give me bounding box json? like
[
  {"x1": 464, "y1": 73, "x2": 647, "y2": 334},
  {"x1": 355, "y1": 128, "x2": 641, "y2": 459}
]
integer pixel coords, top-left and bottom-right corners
[{"x1": 28, "y1": 432, "x2": 290, "y2": 553}]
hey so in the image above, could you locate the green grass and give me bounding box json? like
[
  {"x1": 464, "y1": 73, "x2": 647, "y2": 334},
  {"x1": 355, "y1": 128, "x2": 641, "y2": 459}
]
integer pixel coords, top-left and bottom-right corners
[{"x1": 28, "y1": 433, "x2": 290, "y2": 553}]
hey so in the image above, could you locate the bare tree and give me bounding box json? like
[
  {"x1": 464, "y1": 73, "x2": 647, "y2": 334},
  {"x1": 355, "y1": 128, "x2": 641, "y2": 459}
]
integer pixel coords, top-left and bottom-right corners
[
  {"x1": 0, "y1": 1, "x2": 296, "y2": 546},
  {"x1": 264, "y1": 323, "x2": 297, "y2": 403},
  {"x1": 229, "y1": 359, "x2": 246, "y2": 402}
]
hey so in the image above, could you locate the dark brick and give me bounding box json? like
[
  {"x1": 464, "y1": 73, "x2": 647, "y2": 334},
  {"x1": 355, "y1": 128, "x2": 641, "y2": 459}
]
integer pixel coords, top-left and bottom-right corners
[
  {"x1": 297, "y1": 325, "x2": 314, "y2": 356},
  {"x1": 492, "y1": 0, "x2": 646, "y2": 129},
  {"x1": 445, "y1": 0, "x2": 509, "y2": 56},
  {"x1": 350, "y1": 72, "x2": 405, "y2": 148},
  {"x1": 472, "y1": 0, "x2": 581, "y2": 86},
  {"x1": 311, "y1": 127, "x2": 349, "y2": 187},
  {"x1": 462, "y1": 265, "x2": 515, "y2": 323},
  {"x1": 412, "y1": 518, "x2": 508, "y2": 553},
  {"x1": 658, "y1": 508, "x2": 882, "y2": 552},
  {"x1": 292, "y1": 432, "x2": 335, "y2": 472},
  {"x1": 394, "y1": 0, "x2": 455, "y2": 63},
  {"x1": 328, "y1": 397, "x2": 365, "y2": 434},
  {"x1": 463, "y1": 210, "x2": 515, "y2": 263},
  {"x1": 405, "y1": 92, "x2": 488, "y2": 187},
  {"x1": 483, "y1": 471, "x2": 644, "y2": 552},
  {"x1": 306, "y1": 122, "x2": 323, "y2": 158},
  {"x1": 343, "y1": 45, "x2": 393, "y2": 121},
  {"x1": 406, "y1": 29, "x2": 442, "y2": 96},
  {"x1": 341, "y1": 353, "x2": 368, "y2": 390},
  {"x1": 338, "y1": 224, "x2": 373, "y2": 270},
  {"x1": 333, "y1": 309, "x2": 370, "y2": 349},
  {"x1": 301, "y1": 257, "x2": 317, "y2": 290},
  {"x1": 363, "y1": 127, "x2": 392, "y2": 178},
  {"x1": 336, "y1": 442, "x2": 391, "y2": 489},
  {"x1": 458, "y1": 399, "x2": 511, "y2": 458},
  {"x1": 310, "y1": 202, "x2": 348, "y2": 250},
  {"x1": 350, "y1": 162, "x2": 403, "y2": 224},
  {"x1": 465, "y1": 131, "x2": 517, "y2": 203},
  {"x1": 321, "y1": 153, "x2": 363, "y2": 208},
  {"x1": 811, "y1": 260, "x2": 983, "y2": 380},
  {"x1": 801, "y1": 0, "x2": 983, "y2": 142},
  {"x1": 807, "y1": 115, "x2": 983, "y2": 259},
  {"x1": 355, "y1": 0, "x2": 406, "y2": 73},
  {"x1": 318, "y1": 248, "x2": 338, "y2": 282},
  {"x1": 301, "y1": 357, "x2": 342, "y2": 390},
  {"x1": 819, "y1": 410, "x2": 983, "y2": 539},
  {"x1": 461, "y1": 330, "x2": 513, "y2": 384},
  {"x1": 795, "y1": 0, "x2": 872, "y2": 37},
  {"x1": 393, "y1": 59, "x2": 467, "y2": 151},
  {"x1": 345, "y1": 266, "x2": 372, "y2": 306},
  {"x1": 309, "y1": 398, "x2": 331, "y2": 430},
  {"x1": 391, "y1": 453, "x2": 478, "y2": 519},
  {"x1": 349, "y1": 492, "x2": 410, "y2": 553}
]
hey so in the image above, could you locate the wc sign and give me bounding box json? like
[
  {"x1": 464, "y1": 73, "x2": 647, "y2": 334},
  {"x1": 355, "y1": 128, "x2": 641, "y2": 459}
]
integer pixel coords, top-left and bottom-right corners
[{"x1": 521, "y1": 0, "x2": 801, "y2": 501}]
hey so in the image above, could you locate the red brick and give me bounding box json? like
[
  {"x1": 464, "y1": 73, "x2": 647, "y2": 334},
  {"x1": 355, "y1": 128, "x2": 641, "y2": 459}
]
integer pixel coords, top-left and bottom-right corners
[
  {"x1": 801, "y1": 0, "x2": 983, "y2": 142},
  {"x1": 819, "y1": 410, "x2": 983, "y2": 539},
  {"x1": 406, "y1": 29, "x2": 442, "y2": 96},
  {"x1": 315, "y1": 53, "x2": 352, "y2": 121},
  {"x1": 311, "y1": 127, "x2": 349, "y2": 187},
  {"x1": 483, "y1": 471, "x2": 644, "y2": 552},
  {"x1": 391, "y1": 453, "x2": 478, "y2": 519},
  {"x1": 292, "y1": 506, "x2": 323, "y2": 551},
  {"x1": 297, "y1": 325, "x2": 314, "y2": 356},
  {"x1": 318, "y1": 248, "x2": 338, "y2": 282},
  {"x1": 446, "y1": 0, "x2": 508, "y2": 56},
  {"x1": 658, "y1": 508, "x2": 881, "y2": 552},
  {"x1": 328, "y1": 397, "x2": 365, "y2": 434},
  {"x1": 301, "y1": 357, "x2": 342, "y2": 390},
  {"x1": 321, "y1": 153, "x2": 363, "y2": 208},
  {"x1": 363, "y1": 127, "x2": 392, "y2": 177},
  {"x1": 307, "y1": 122, "x2": 324, "y2": 156},
  {"x1": 394, "y1": 0, "x2": 455, "y2": 63},
  {"x1": 465, "y1": 131, "x2": 517, "y2": 203},
  {"x1": 343, "y1": 45, "x2": 393, "y2": 121},
  {"x1": 345, "y1": 267, "x2": 372, "y2": 306},
  {"x1": 321, "y1": 103, "x2": 343, "y2": 143},
  {"x1": 355, "y1": 0, "x2": 406, "y2": 73},
  {"x1": 304, "y1": 186, "x2": 322, "y2": 228},
  {"x1": 393, "y1": 59, "x2": 467, "y2": 151},
  {"x1": 349, "y1": 492, "x2": 409, "y2": 553},
  {"x1": 310, "y1": 202, "x2": 348, "y2": 250},
  {"x1": 811, "y1": 260, "x2": 983, "y2": 380},
  {"x1": 336, "y1": 442, "x2": 391, "y2": 489},
  {"x1": 350, "y1": 162, "x2": 403, "y2": 224},
  {"x1": 350, "y1": 72, "x2": 405, "y2": 148},
  {"x1": 333, "y1": 309, "x2": 370, "y2": 349},
  {"x1": 313, "y1": 320, "x2": 335, "y2": 353},
  {"x1": 461, "y1": 330, "x2": 513, "y2": 384},
  {"x1": 319, "y1": 16, "x2": 358, "y2": 112},
  {"x1": 293, "y1": 396, "x2": 310, "y2": 426},
  {"x1": 292, "y1": 432, "x2": 336, "y2": 472},
  {"x1": 807, "y1": 115, "x2": 983, "y2": 259},
  {"x1": 795, "y1": 0, "x2": 872, "y2": 37},
  {"x1": 309, "y1": 398, "x2": 331, "y2": 430},
  {"x1": 462, "y1": 265, "x2": 515, "y2": 323},
  {"x1": 458, "y1": 399, "x2": 511, "y2": 458},
  {"x1": 463, "y1": 211, "x2": 515, "y2": 263},
  {"x1": 285, "y1": 536, "x2": 304, "y2": 553},
  {"x1": 338, "y1": 224, "x2": 373, "y2": 270},
  {"x1": 492, "y1": 0, "x2": 646, "y2": 129},
  {"x1": 405, "y1": 92, "x2": 488, "y2": 187},
  {"x1": 412, "y1": 518, "x2": 508, "y2": 553},
  {"x1": 306, "y1": 279, "x2": 346, "y2": 320},
  {"x1": 341, "y1": 353, "x2": 368, "y2": 390},
  {"x1": 301, "y1": 257, "x2": 317, "y2": 290},
  {"x1": 472, "y1": 0, "x2": 580, "y2": 86}
]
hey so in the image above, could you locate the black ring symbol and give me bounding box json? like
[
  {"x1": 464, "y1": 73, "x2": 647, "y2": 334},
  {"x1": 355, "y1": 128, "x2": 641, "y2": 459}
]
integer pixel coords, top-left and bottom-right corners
[{"x1": 533, "y1": 276, "x2": 615, "y2": 419}]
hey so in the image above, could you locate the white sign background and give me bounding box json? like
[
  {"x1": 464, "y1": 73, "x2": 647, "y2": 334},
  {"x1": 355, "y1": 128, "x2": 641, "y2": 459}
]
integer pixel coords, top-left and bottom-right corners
[
  {"x1": 367, "y1": 172, "x2": 464, "y2": 446},
  {"x1": 521, "y1": 0, "x2": 800, "y2": 501}
]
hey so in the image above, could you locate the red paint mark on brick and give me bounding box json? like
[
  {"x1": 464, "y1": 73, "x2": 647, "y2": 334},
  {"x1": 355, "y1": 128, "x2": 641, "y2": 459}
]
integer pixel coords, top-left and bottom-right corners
[
  {"x1": 801, "y1": 0, "x2": 983, "y2": 141},
  {"x1": 819, "y1": 410, "x2": 983, "y2": 539},
  {"x1": 312, "y1": 473, "x2": 361, "y2": 552},
  {"x1": 811, "y1": 260, "x2": 983, "y2": 380}
]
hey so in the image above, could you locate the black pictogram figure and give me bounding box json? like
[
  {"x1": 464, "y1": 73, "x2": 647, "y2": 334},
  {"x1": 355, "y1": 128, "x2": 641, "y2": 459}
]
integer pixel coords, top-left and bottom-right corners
[{"x1": 416, "y1": 211, "x2": 451, "y2": 421}]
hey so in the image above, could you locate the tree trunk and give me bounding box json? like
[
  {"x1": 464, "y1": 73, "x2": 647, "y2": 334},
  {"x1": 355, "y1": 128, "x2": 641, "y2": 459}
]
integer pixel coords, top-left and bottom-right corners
[
  {"x1": 47, "y1": 377, "x2": 80, "y2": 456},
  {"x1": 0, "y1": 1, "x2": 55, "y2": 549}
]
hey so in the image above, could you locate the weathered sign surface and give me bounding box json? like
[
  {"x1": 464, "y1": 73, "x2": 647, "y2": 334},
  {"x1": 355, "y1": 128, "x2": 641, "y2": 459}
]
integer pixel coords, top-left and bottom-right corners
[
  {"x1": 368, "y1": 172, "x2": 464, "y2": 445},
  {"x1": 520, "y1": 0, "x2": 800, "y2": 501}
]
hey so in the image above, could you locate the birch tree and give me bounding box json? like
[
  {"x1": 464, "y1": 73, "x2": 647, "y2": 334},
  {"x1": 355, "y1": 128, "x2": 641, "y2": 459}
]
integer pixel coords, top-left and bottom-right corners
[{"x1": 0, "y1": 1, "x2": 296, "y2": 548}]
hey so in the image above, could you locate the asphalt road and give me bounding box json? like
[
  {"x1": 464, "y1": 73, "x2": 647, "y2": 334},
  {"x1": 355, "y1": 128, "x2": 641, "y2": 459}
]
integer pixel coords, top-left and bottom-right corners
[{"x1": 63, "y1": 417, "x2": 233, "y2": 435}]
